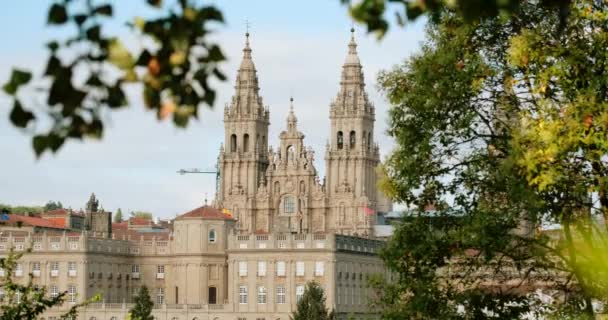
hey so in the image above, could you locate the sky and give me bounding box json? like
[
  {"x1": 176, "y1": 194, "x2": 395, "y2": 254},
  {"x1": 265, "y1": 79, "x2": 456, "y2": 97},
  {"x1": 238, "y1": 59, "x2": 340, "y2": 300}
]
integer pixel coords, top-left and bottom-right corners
[{"x1": 0, "y1": 1, "x2": 426, "y2": 219}]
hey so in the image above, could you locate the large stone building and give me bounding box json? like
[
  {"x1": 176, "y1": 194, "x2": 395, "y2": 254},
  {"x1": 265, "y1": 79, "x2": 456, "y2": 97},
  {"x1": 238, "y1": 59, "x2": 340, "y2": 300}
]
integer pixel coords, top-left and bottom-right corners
[
  {"x1": 218, "y1": 29, "x2": 391, "y2": 237},
  {"x1": 0, "y1": 30, "x2": 392, "y2": 320}
]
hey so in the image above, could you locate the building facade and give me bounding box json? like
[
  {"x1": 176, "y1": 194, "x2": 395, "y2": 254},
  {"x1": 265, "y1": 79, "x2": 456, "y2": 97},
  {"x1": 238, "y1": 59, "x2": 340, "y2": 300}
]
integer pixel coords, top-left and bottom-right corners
[
  {"x1": 217, "y1": 29, "x2": 392, "y2": 238},
  {"x1": 0, "y1": 30, "x2": 392, "y2": 320}
]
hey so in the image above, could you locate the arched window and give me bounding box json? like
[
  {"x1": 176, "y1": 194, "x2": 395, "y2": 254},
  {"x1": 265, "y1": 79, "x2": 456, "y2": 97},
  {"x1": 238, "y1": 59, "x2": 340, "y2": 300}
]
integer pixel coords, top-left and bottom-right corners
[
  {"x1": 362, "y1": 130, "x2": 367, "y2": 147},
  {"x1": 243, "y1": 134, "x2": 250, "y2": 152},
  {"x1": 274, "y1": 181, "x2": 280, "y2": 194},
  {"x1": 256, "y1": 134, "x2": 260, "y2": 152},
  {"x1": 299, "y1": 181, "x2": 305, "y2": 193},
  {"x1": 367, "y1": 132, "x2": 372, "y2": 151},
  {"x1": 337, "y1": 131, "x2": 344, "y2": 149},
  {"x1": 262, "y1": 135, "x2": 266, "y2": 151},
  {"x1": 208, "y1": 229, "x2": 216, "y2": 243},
  {"x1": 283, "y1": 196, "x2": 295, "y2": 215},
  {"x1": 286, "y1": 145, "x2": 295, "y2": 163},
  {"x1": 230, "y1": 134, "x2": 237, "y2": 152},
  {"x1": 350, "y1": 131, "x2": 356, "y2": 149}
]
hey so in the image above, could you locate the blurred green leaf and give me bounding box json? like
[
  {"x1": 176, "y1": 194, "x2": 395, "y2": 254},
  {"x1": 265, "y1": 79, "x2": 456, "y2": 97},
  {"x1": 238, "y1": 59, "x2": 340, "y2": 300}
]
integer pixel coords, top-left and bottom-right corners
[
  {"x1": 3, "y1": 69, "x2": 32, "y2": 95},
  {"x1": 47, "y1": 4, "x2": 68, "y2": 25},
  {"x1": 9, "y1": 100, "x2": 34, "y2": 128}
]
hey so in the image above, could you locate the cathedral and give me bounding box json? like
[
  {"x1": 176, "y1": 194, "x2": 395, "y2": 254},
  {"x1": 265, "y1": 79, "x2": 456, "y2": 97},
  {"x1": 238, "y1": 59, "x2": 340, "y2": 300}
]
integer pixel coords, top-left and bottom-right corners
[
  {"x1": 0, "y1": 30, "x2": 393, "y2": 320},
  {"x1": 217, "y1": 29, "x2": 392, "y2": 238}
]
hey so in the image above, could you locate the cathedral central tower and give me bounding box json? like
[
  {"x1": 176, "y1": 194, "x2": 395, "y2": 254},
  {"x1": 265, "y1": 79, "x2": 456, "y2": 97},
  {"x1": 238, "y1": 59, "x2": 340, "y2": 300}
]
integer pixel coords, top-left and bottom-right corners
[{"x1": 218, "y1": 33, "x2": 270, "y2": 233}]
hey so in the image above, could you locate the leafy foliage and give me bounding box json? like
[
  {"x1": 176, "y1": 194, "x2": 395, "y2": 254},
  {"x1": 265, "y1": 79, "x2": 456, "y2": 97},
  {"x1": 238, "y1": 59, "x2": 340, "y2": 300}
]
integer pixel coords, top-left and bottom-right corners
[
  {"x1": 0, "y1": 204, "x2": 44, "y2": 216},
  {"x1": 130, "y1": 285, "x2": 154, "y2": 320},
  {"x1": 131, "y1": 211, "x2": 153, "y2": 220},
  {"x1": 43, "y1": 201, "x2": 63, "y2": 211},
  {"x1": 374, "y1": 0, "x2": 608, "y2": 318},
  {"x1": 4, "y1": 0, "x2": 578, "y2": 157},
  {"x1": 5, "y1": 0, "x2": 226, "y2": 157},
  {"x1": 340, "y1": 0, "x2": 572, "y2": 38},
  {"x1": 0, "y1": 249, "x2": 95, "y2": 319},
  {"x1": 291, "y1": 282, "x2": 334, "y2": 320}
]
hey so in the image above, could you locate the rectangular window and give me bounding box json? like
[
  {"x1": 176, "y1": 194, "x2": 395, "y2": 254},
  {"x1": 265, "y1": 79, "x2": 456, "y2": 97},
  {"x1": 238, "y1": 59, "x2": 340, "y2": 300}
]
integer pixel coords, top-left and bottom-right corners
[
  {"x1": 131, "y1": 264, "x2": 140, "y2": 273},
  {"x1": 283, "y1": 196, "x2": 295, "y2": 214},
  {"x1": 239, "y1": 261, "x2": 248, "y2": 277},
  {"x1": 15, "y1": 263, "x2": 23, "y2": 277},
  {"x1": 239, "y1": 286, "x2": 248, "y2": 304},
  {"x1": 32, "y1": 262, "x2": 41, "y2": 277},
  {"x1": 296, "y1": 285, "x2": 305, "y2": 303},
  {"x1": 257, "y1": 261, "x2": 266, "y2": 277},
  {"x1": 68, "y1": 262, "x2": 77, "y2": 277},
  {"x1": 315, "y1": 261, "x2": 324, "y2": 276},
  {"x1": 276, "y1": 286, "x2": 286, "y2": 304},
  {"x1": 276, "y1": 261, "x2": 286, "y2": 277},
  {"x1": 257, "y1": 286, "x2": 267, "y2": 304},
  {"x1": 68, "y1": 285, "x2": 76, "y2": 303},
  {"x1": 50, "y1": 285, "x2": 58, "y2": 298},
  {"x1": 156, "y1": 288, "x2": 165, "y2": 305},
  {"x1": 157, "y1": 265, "x2": 165, "y2": 279},
  {"x1": 296, "y1": 261, "x2": 305, "y2": 277}
]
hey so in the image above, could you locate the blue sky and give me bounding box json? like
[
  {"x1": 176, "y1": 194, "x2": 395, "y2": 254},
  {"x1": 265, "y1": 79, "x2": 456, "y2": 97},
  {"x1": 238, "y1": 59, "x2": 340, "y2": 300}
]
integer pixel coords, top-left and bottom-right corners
[{"x1": 0, "y1": 1, "x2": 426, "y2": 218}]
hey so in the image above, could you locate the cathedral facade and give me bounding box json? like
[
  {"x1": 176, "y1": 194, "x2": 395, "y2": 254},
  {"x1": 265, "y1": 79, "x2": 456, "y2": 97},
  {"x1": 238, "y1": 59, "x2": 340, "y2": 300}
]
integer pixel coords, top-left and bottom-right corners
[{"x1": 218, "y1": 30, "x2": 392, "y2": 238}]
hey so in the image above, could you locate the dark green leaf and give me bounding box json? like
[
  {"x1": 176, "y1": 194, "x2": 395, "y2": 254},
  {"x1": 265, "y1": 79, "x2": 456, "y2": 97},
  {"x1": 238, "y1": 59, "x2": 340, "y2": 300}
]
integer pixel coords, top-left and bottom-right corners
[
  {"x1": 3, "y1": 69, "x2": 32, "y2": 95},
  {"x1": 106, "y1": 83, "x2": 127, "y2": 108},
  {"x1": 46, "y1": 41, "x2": 59, "y2": 52},
  {"x1": 44, "y1": 56, "x2": 61, "y2": 77},
  {"x1": 73, "y1": 14, "x2": 87, "y2": 26},
  {"x1": 94, "y1": 5, "x2": 113, "y2": 16},
  {"x1": 135, "y1": 50, "x2": 152, "y2": 66},
  {"x1": 47, "y1": 134, "x2": 65, "y2": 152},
  {"x1": 147, "y1": 0, "x2": 162, "y2": 7},
  {"x1": 208, "y1": 45, "x2": 225, "y2": 62},
  {"x1": 48, "y1": 69, "x2": 72, "y2": 106},
  {"x1": 86, "y1": 25, "x2": 101, "y2": 42},
  {"x1": 48, "y1": 4, "x2": 68, "y2": 25},
  {"x1": 9, "y1": 100, "x2": 35, "y2": 128},
  {"x1": 213, "y1": 68, "x2": 226, "y2": 81},
  {"x1": 32, "y1": 135, "x2": 48, "y2": 157}
]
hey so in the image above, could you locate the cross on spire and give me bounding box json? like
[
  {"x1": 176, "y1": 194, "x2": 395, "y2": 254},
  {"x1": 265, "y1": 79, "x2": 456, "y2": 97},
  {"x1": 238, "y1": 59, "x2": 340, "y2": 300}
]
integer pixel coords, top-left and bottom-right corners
[{"x1": 244, "y1": 19, "x2": 252, "y2": 36}]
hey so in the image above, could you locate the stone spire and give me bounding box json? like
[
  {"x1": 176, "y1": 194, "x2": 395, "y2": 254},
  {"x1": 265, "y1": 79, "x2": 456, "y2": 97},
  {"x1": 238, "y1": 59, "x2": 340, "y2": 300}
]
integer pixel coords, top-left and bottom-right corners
[
  {"x1": 287, "y1": 97, "x2": 297, "y2": 131},
  {"x1": 330, "y1": 28, "x2": 373, "y2": 117},
  {"x1": 226, "y1": 32, "x2": 266, "y2": 118},
  {"x1": 345, "y1": 27, "x2": 360, "y2": 65}
]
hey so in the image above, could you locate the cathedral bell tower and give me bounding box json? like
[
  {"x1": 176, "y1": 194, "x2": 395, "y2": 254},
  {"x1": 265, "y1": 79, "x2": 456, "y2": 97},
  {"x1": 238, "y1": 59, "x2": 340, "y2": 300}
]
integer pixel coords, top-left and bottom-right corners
[
  {"x1": 218, "y1": 33, "x2": 270, "y2": 233},
  {"x1": 325, "y1": 29, "x2": 386, "y2": 236}
]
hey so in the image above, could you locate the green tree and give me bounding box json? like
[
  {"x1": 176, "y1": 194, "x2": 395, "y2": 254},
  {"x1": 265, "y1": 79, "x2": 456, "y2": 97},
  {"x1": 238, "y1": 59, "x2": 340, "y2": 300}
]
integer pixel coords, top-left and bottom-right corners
[
  {"x1": 4, "y1": 0, "x2": 574, "y2": 157},
  {"x1": 130, "y1": 285, "x2": 154, "y2": 320},
  {"x1": 0, "y1": 249, "x2": 93, "y2": 319},
  {"x1": 114, "y1": 208, "x2": 123, "y2": 222},
  {"x1": 0, "y1": 204, "x2": 44, "y2": 216},
  {"x1": 131, "y1": 211, "x2": 153, "y2": 220},
  {"x1": 43, "y1": 201, "x2": 63, "y2": 211},
  {"x1": 291, "y1": 282, "x2": 334, "y2": 320},
  {"x1": 374, "y1": 0, "x2": 608, "y2": 318}
]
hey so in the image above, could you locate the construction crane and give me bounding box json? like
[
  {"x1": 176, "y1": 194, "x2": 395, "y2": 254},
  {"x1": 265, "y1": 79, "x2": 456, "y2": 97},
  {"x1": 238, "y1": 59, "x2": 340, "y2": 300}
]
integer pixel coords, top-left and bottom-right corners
[{"x1": 177, "y1": 160, "x2": 220, "y2": 199}]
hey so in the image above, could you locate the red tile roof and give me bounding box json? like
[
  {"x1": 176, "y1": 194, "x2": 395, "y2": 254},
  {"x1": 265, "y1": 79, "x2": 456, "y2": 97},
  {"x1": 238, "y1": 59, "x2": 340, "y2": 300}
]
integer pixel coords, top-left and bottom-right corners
[
  {"x1": 42, "y1": 209, "x2": 70, "y2": 216},
  {"x1": 112, "y1": 221, "x2": 128, "y2": 229},
  {"x1": 129, "y1": 217, "x2": 152, "y2": 226},
  {"x1": 2, "y1": 214, "x2": 67, "y2": 230},
  {"x1": 176, "y1": 206, "x2": 234, "y2": 220}
]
